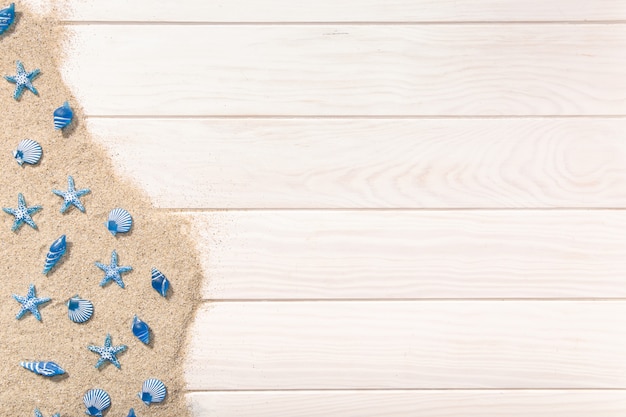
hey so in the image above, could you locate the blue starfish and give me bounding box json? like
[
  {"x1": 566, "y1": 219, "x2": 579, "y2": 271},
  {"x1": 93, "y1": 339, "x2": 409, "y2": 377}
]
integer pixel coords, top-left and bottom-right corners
[
  {"x1": 52, "y1": 175, "x2": 90, "y2": 213},
  {"x1": 88, "y1": 334, "x2": 127, "y2": 369},
  {"x1": 13, "y1": 284, "x2": 51, "y2": 321},
  {"x1": 127, "y1": 409, "x2": 136, "y2": 417},
  {"x1": 34, "y1": 408, "x2": 60, "y2": 417},
  {"x1": 4, "y1": 60, "x2": 40, "y2": 100},
  {"x1": 95, "y1": 250, "x2": 132, "y2": 288},
  {"x1": 3, "y1": 193, "x2": 42, "y2": 231}
]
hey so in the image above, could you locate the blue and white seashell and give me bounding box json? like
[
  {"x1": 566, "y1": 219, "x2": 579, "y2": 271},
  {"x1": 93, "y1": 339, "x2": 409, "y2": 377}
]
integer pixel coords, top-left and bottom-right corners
[
  {"x1": 106, "y1": 208, "x2": 132, "y2": 236},
  {"x1": 151, "y1": 268, "x2": 170, "y2": 297},
  {"x1": 0, "y1": 3, "x2": 15, "y2": 35},
  {"x1": 13, "y1": 139, "x2": 42, "y2": 166},
  {"x1": 67, "y1": 295, "x2": 93, "y2": 323},
  {"x1": 53, "y1": 101, "x2": 73, "y2": 130},
  {"x1": 132, "y1": 315, "x2": 150, "y2": 344},
  {"x1": 138, "y1": 378, "x2": 167, "y2": 406},
  {"x1": 126, "y1": 409, "x2": 136, "y2": 417},
  {"x1": 20, "y1": 361, "x2": 65, "y2": 377},
  {"x1": 43, "y1": 234, "x2": 66, "y2": 275},
  {"x1": 83, "y1": 388, "x2": 111, "y2": 417}
]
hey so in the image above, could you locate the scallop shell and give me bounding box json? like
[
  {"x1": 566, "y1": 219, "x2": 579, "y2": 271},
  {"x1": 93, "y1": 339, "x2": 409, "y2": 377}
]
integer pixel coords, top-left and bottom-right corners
[
  {"x1": 42, "y1": 235, "x2": 66, "y2": 275},
  {"x1": 132, "y1": 315, "x2": 150, "y2": 344},
  {"x1": 83, "y1": 388, "x2": 111, "y2": 417},
  {"x1": 127, "y1": 409, "x2": 136, "y2": 417},
  {"x1": 106, "y1": 208, "x2": 132, "y2": 236},
  {"x1": 13, "y1": 139, "x2": 42, "y2": 166},
  {"x1": 0, "y1": 3, "x2": 15, "y2": 35},
  {"x1": 138, "y1": 378, "x2": 167, "y2": 406},
  {"x1": 53, "y1": 101, "x2": 73, "y2": 130},
  {"x1": 67, "y1": 295, "x2": 93, "y2": 323},
  {"x1": 151, "y1": 268, "x2": 170, "y2": 297},
  {"x1": 20, "y1": 361, "x2": 65, "y2": 377}
]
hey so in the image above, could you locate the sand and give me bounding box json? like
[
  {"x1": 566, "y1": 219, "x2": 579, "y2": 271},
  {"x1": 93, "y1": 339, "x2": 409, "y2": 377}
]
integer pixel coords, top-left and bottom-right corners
[{"x1": 0, "y1": 2, "x2": 202, "y2": 415}]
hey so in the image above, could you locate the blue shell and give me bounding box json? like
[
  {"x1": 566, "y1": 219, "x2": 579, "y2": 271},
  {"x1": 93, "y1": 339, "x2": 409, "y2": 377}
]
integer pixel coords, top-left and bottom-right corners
[
  {"x1": 151, "y1": 268, "x2": 170, "y2": 297},
  {"x1": 127, "y1": 409, "x2": 136, "y2": 417},
  {"x1": 83, "y1": 389, "x2": 111, "y2": 417},
  {"x1": 20, "y1": 361, "x2": 65, "y2": 377},
  {"x1": 138, "y1": 378, "x2": 167, "y2": 406},
  {"x1": 13, "y1": 139, "x2": 42, "y2": 166},
  {"x1": 53, "y1": 101, "x2": 73, "y2": 130},
  {"x1": 43, "y1": 234, "x2": 66, "y2": 274},
  {"x1": 106, "y1": 208, "x2": 132, "y2": 236},
  {"x1": 132, "y1": 315, "x2": 150, "y2": 344},
  {"x1": 67, "y1": 295, "x2": 93, "y2": 323},
  {"x1": 0, "y1": 3, "x2": 15, "y2": 35}
]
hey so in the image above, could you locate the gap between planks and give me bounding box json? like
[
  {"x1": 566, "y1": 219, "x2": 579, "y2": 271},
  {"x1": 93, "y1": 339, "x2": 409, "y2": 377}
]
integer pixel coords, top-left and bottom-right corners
[{"x1": 60, "y1": 21, "x2": 626, "y2": 25}]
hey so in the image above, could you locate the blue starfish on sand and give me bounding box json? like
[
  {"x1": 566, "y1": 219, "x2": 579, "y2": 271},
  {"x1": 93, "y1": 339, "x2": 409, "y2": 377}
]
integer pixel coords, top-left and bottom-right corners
[
  {"x1": 88, "y1": 334, "x2": 127, "y2": 369},
  {"x1": 52, "y1": 175, "x2": 90, "y2": 213},
  {"x1": 13, "y1": 284, "x2": 51, "y2": 321},
  {"x1": 4, "y1": 60, "x2": 40, "y2": 100},
  {"x1": 3, "y1": 193, "x2": 42, "y2": 231},
  {"x1": 34, "y1": 408, "x2": 60, "y2": 417},
  {"x1": 95, "y1": 250, "x2": 132, "y2": 288}
]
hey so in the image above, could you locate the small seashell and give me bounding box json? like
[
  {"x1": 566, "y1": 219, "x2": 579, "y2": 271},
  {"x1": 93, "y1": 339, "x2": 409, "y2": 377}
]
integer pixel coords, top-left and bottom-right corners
[
  {"x1": 0, "y1": 3, "x2": 15, "y2": 35},
  {"x1": 67, "y1": 295, "x2": 93, "y2": 323},
  {"x1": 126, "y1": 409, "x2": 136, "y2": 417},
  {"x1": 83, "y1": 388, "x2": 111, "y2": 417},
  {"x1": 53, "y1": 101, "x2": 73, "y2": 130},
  {"x1": 13, "y1": 139, "x2": 42, "y2": 166},
  {"x1": 106, "y1": 208, "x2": 132, "y2": 236},
  {"x1": 151, "y1": 268, "x2": 170, "y2": 297},
  {"x1": 20, "y1": 361, "x2": 65, "y2": 377},
  {"x1": 138, "y1": 378, "x2": 167, "y2": 406},
  {"x1": 132, "y1": 315, "x2": 150, "y2": 344},
  {"x1": 42, "y1": 234, "x2": 66, "y2": 275}
]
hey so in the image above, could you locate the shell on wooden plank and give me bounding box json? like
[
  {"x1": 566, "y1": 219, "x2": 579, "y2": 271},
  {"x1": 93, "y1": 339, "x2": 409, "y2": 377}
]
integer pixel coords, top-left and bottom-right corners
[
  {"x1": 151, "y1": 268, "x2": 170, "y2": 297},
  {"x1": 42, "y1": 234, "x2": 66, "y2": 274},
  {"x1": 53, "y1": 101, "x2": 73, "y2": 130},
  {"x1": 0, "y1": 3, "x2": 15, "y2": 35},
  {"x1": 138, "y1": 378, "x2": 167, "y2": 406},
  {"x1": 83, "y1": 388, "x2": 111, "y2": 417},
  {"x1": 106, "y1": 208, "x2": 132, "y2": 236},
  {"x1": 13, "y1": 139, "x2": 42, "y2": 166},
  {"x1": 20, "y1": 361, "x2": 65, "y2": 377},
  {"x1": 67, "y1": 295, "x2": 93, "y2": 323},
  {"x1": 132, "y1": 315, "x2": 150, "y2": 344}
]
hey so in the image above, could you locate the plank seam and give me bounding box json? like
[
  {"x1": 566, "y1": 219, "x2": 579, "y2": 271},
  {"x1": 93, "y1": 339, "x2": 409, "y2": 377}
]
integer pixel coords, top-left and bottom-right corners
[{"x1": 62, "y1": 20, "x2": 626, "y2": 25}]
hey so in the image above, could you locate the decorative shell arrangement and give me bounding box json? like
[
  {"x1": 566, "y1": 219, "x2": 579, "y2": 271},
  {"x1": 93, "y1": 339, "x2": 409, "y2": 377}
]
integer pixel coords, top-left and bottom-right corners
[{"x1": 13, "y1": 139, "x2": 42, "y2": 166}]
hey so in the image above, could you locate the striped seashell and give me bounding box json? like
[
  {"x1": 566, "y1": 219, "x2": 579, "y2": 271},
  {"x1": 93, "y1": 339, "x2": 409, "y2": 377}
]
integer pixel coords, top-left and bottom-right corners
[
  {"x1": 132, "y1": 315, "x2": 150, "y2": 344},
  {"x1": 0, "y1": 3, "x2": 15, "y2": 35},
  {"x1": 42, "y1": 235, "x2": 66, "y2": 275},
  {"x1": 13, "y1": 139, "x2": 42, "y2": 166},
  {"x1": 126, "y1": 409, "x2": 136, "y2": 417},
  {"x1": 83, "y1": 388, "x2": 111, "y2": 417},
  {"x1": 138, "y1": 378, "x2": 167, "y2": 406},
  {"x1": 151, "y1": 268, "x2": 170, "y2": 297},
  {"x1": 53, "y1": 101, "x2": 73, "y2": 130},
  {"x1": 20, "y1": 361, "x2": 65, "y2": 377},
  {"x1": 106, "y1": 208, "x2": 132, "y2": 236},
  {"x1": 67, "y1": 295, "x2": 93, "y2": 323}
]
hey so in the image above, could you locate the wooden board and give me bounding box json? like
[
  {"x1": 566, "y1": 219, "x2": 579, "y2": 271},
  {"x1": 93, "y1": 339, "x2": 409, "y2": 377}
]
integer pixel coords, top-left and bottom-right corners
[
  {"x1": 185, "y1": 301, "x2": 626, "y2": 390},
  {"x1": 88, "y1": 118, "x2": 626, "y2": 208},
  {"x1": 187, "y1": 391, "x2": 626, "y2": 417},
  {"x1": 186, "y1": 210, "x2": 626, "y2": 299},
  {"x1": 63, "y1": 25, "x2": 626, "y2": 116},
  {"x1": 65, "y1": 0, "x2": 626, "y2": 22}
]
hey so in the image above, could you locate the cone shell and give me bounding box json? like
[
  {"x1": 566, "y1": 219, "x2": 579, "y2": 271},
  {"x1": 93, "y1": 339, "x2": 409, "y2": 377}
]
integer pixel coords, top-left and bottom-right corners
[
  {"x1": 83, "y1": 389, "x2": 111, "y2": 417},
  {"x1": 151, "y1": 268, "x2": 170, "y2": 297},
  {"x1": 13, "y1": 139, "x2": 42, "y2": 166},
  {"x1": 20, "y1": 361, "x2": 65, "y2": 377},
  {"x1": 106, "y1": 208, "x2": 132, "y2": 236},
  {"x1": 132, "y1": 315, "x2": 150, "y2": 344},
  {"x1": 67, "y1": 295, "x2": 93, "y2": 323},
  {"x1": 0, "y1": 3, "x2": 15, "y2": 35},
  {"x1": 138, "y1": 378, "x2": 167, "y2": 406},
  {"x1": 53, "y1": 101, "x2": 73, "y2": 130},
  {"x1": 42, "y1": 235, "x2": 66, "y2": 275}
]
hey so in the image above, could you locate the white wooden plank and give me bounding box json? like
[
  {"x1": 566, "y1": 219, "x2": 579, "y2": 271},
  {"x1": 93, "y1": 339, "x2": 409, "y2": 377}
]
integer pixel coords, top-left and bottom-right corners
[
  {"x1": 187, "y1": 390, "x2": 626, "y2": 417},
  {"x1": 88, "y1": 118, "x2": 626, "y2": 208},
  {"x1": 187, "y1": 210, "x2": 626, "y2": 299},
  {"x1": 185, "y1": 301, "x2": 626, "y2": 389},
  {"x1": 63, "y1": 25, "x2": 626, "y2": 116},
  {"x1": 66, "y1": 0, "x2": 626, "y2": 22}
]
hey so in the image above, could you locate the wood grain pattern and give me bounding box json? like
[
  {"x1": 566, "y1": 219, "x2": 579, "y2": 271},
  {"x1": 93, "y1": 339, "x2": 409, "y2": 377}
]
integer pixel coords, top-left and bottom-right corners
[
  {"x1": 64, "y1": 25, "x2": 626, "y2": 116},
  {"x1": 186, "y1": 210, "x2": 626, "y2": 299},
  {"x1": 65, "y1": 0, "x2": 626, "y2": 22},
  {"x1": 187, "y1": 390, "x2": 626, "y2": 417},
  {"x1": 185, "y1": 301, "x2": 626, "y2": 390},
  {"x1": 88, "y1": 118, "x2": 626, "y2": 208}
]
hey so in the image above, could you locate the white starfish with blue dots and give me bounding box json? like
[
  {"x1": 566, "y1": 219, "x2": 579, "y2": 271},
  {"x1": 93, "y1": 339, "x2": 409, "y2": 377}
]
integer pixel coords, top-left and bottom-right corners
[
  {"x1": 88, "y1": 334, "x2": 127, "y2": 369},
  {"x1": 13, "y1": 284, "x2": 51, "y2": 321},
  {"x1": 4, "y1": 60, "x2": 40, "y2": 100},
  {"x1": 52, "y1": 175, "x2": 90, "y2": 213},
  {"x1": 2, "y1": 192, "x2": 42, "y2": 231},
  {"x1": 95, "y1": 250, "x2": 133, "y2": 288}
]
